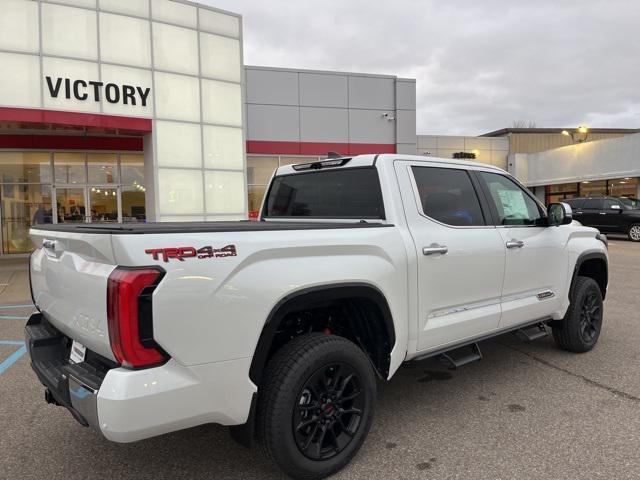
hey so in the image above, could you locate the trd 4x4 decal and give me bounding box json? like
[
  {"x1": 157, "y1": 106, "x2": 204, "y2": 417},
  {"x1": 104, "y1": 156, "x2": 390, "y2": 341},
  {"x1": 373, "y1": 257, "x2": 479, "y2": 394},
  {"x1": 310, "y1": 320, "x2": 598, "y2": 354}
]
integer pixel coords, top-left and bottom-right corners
[{"x1": 145, "y1": 245, "x2": 237, "y2": 262}]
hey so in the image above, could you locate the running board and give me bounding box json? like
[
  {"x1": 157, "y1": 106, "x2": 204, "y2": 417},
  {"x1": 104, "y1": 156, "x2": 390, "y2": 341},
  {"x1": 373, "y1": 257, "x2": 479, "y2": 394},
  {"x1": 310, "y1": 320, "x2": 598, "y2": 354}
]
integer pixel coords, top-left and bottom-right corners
[
  {"x1": 515, "y1": 323, "x2": 548, "y2": 342},
  {"x1": 439, "y1": 343, "x2": 482, "y2": 369}
]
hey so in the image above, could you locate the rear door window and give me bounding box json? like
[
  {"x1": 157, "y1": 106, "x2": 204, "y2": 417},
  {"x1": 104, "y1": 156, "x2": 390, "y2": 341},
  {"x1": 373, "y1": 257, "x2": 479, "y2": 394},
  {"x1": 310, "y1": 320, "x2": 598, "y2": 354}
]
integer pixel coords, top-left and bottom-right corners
[
  {"x1": 411, "y1": 166, "x2": 486, "y2": 226},
  {"x1": 565, "y1": 198, "x2": 584, "y2": 209},
  {"x1": 264, "y1": 167, "x2": 385, "y2": 219},
  {"x1": 583, "y1": 199, "x2": 604, "y2": 210}
]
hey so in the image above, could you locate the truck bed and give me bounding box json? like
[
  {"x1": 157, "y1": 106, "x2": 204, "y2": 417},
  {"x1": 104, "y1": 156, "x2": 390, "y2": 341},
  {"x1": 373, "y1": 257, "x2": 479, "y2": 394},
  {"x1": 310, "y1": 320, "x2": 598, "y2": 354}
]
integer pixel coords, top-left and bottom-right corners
[{"x1": 31, "y1": 221, "x2": 393, "y2": 235}]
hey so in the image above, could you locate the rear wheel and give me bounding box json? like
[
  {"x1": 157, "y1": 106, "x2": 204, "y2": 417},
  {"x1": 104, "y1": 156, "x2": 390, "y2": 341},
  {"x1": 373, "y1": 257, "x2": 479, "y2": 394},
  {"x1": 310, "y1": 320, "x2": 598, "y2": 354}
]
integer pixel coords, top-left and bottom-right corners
[
  {"x1": 629, "y1": 224, "x2": 640, "y2": 242},
  {"x1": 257, "y1": 333, "x2": 376, "y2": 480},
  {"x1": 552, "y1": 276, "x2": 603, "y2": 352}
]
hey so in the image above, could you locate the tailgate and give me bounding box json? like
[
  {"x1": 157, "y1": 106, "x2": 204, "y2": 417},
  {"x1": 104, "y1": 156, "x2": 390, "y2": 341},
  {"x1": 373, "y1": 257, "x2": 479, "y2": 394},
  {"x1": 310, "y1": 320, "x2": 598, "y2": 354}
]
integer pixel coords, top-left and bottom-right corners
[{"x1": 29, "y1": 228, "x2": 117, "y2": 361}]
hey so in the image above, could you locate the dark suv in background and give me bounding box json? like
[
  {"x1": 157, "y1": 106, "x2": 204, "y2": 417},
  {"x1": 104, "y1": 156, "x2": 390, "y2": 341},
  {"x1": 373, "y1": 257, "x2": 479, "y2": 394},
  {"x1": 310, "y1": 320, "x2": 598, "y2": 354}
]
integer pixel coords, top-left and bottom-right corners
[{"x1": 565, "y1": 196, "x2": 640, "y2": 241}]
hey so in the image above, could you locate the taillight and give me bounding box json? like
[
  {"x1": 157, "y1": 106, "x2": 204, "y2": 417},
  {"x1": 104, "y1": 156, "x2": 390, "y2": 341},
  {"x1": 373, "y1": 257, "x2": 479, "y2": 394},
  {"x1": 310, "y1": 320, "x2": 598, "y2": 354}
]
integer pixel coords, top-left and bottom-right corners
[{"x1": 107, "y1": 266, "x2": 166, "y2": 368}]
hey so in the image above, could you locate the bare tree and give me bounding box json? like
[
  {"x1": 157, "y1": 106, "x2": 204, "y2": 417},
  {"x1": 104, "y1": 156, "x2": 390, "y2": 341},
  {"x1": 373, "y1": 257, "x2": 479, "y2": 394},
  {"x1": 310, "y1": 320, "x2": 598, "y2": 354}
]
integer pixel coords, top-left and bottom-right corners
[{"x1": 511, "y1": 120, "x2": 538, "y2": 128}]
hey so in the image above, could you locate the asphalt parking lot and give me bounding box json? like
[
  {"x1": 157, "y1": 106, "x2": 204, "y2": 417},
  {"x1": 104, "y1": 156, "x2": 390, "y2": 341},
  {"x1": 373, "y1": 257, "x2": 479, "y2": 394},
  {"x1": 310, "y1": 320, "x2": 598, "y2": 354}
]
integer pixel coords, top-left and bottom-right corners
[{"x1": 1, "y1": 239, "x2": 639, "y2": 479}]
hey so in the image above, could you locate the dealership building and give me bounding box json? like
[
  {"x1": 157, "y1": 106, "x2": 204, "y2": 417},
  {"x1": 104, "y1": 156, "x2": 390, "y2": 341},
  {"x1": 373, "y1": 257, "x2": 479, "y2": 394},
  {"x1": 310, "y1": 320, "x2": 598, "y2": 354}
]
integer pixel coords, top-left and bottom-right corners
[
  {"x1": 0, "y1": 0, "x2": 416, "y2": 254},
  {"x1": 0, "y1": 0, "x2": 638, "y2": 257}
]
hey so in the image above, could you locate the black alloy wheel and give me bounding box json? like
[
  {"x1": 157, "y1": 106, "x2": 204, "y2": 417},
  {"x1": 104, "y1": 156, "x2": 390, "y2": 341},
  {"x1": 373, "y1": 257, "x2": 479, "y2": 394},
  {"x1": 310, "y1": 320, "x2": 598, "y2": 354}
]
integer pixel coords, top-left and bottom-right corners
[
  {"x1": 257, "y1": 333, "x2": 376, "y2": 480},
  {"x1": 552, "y1": 276, "x2": 604, "y2": 352},
  {"x1": 579, "y1": 290, "x2": 602, "y2": 343},
  {"x1": 293, "y1": 362, "x2": 365, "y2": 460}
]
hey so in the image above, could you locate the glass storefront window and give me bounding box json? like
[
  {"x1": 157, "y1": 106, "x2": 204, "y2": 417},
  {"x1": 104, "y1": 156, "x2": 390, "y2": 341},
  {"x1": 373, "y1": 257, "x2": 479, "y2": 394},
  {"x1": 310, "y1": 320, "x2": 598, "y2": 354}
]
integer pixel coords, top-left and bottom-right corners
[
  {"x1": 121, "y1": 154, "x2": 145, "y2": 186},
  {"x1": 122, "y1": 186, "x2": 146, "y2": 222},
  {"x1": 56, "y1": 188, "x2": 86, "y2": 223},
  {"x1": 0, "y1": 151, "x2": 146, "y2": 254},
  {"x1": 248, "y1": 185, "x2": 266, "y2": 218},
  {"x1": 609, "y1": 177, "x2": 638, "y2": 199},
  {"x1": 54, "y1": 152, "x2": 86, "y2": 184},
  {"x1": 247, "y1": 156, "x2": 278, "y2": 185},
  {"x1": 579, "y1": 180, "x2": 607, "y2": 198},
  {"x1": 0, "y1": 152, "x2": 52, "y2": 183},
  {"x1": 88, "y1": 154, "x2": 118, "y2": 184},
  {"x1": 89, "y1": 187, "x2": 118, "y2": 223},
  {"x1": 548, "y1": 182, "x2": 579, "y2": 204},
  {"x1": 1, "y1": 184, "x2": 52, "y2": 254}
]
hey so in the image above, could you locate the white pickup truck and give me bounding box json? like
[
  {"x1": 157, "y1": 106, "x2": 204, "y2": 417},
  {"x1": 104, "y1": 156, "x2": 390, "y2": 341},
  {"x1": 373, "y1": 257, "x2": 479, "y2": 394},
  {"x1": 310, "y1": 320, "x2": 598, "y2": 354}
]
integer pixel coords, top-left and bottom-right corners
[{"x1": 26, "y1": 154, "x2": 608, "y2": 479}]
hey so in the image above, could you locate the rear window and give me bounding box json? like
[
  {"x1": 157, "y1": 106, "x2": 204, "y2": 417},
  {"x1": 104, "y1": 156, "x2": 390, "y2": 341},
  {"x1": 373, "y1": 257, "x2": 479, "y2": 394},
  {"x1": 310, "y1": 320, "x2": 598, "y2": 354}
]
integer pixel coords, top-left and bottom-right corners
[{"x1": 264, "y1": 167, "x2": 385, "y2": 219}]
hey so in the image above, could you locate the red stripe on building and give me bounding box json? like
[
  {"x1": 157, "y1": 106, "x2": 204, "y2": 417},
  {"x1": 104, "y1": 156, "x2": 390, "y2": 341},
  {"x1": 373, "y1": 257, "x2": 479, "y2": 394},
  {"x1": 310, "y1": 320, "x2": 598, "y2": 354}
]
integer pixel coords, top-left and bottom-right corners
[
  {"x1": 0, "y1": 107, "x2": 152, "y2": 133},
  {"x1": 247, "y1": 140, "x2": 396, "y2": 156},
  {"x1": 0, "y1": 134, "x2": 143, "y2": 151}
]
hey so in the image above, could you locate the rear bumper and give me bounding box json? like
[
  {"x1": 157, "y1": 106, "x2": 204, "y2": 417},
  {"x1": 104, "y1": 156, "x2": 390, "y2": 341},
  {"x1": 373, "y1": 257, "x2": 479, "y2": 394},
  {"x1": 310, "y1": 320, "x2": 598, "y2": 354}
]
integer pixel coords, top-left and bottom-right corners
[
  {"x1": 25, "y1": 312, "x2": 105, "y2": 431},
  {"x1": 26, "y1": 313, "x2": 257, "y2": 443}
]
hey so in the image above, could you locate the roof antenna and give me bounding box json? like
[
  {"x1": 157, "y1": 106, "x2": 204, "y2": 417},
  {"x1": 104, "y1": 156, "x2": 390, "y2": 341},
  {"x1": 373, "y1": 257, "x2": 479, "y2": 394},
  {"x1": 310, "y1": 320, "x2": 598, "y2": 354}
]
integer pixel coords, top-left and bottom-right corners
[{"x1": 326, "y1": 151, "x2": 343, "y2": 159}]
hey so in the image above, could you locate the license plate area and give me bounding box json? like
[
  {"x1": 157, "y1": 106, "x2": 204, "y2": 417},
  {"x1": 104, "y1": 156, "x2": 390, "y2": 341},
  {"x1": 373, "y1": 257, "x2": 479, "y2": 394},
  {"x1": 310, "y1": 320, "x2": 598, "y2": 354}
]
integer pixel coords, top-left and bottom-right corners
[{"x1": 69, "y1": 340, "x2": 86, "y2": 364}]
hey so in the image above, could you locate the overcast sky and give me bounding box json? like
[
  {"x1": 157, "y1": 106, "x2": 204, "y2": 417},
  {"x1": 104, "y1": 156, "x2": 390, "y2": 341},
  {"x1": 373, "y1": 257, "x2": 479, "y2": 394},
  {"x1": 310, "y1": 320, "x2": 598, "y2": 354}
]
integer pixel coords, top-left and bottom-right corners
[{"x1": 200, "y1": 0, "x2": 639, "y2": 135}]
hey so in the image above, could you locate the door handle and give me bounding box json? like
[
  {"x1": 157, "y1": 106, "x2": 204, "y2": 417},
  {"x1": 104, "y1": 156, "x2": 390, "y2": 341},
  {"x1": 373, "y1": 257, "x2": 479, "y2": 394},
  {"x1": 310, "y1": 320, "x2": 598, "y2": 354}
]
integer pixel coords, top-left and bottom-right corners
[
  {"x1": 422, "y1": 244, "x2": 448, "y2": 255},
  {"x1": 599, "y1": 212, "x2": 607, "y2": 215},
  {"x1": 506, "y1": 240, "x2": 525, "y2": 249}
]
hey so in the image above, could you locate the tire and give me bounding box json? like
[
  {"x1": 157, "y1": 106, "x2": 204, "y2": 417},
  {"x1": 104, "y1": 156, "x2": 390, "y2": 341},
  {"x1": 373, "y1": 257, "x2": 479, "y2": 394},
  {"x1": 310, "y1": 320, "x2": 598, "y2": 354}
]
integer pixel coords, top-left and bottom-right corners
[
  {"x1": 257, "y1": 333, "x2": 376, "y2": 480},
  {"x1": 552, "y1": 276, "x2": 603, "y2": 352},
  {"x1": 628, "y1": 224, "x2": 640, "y2": 242}
]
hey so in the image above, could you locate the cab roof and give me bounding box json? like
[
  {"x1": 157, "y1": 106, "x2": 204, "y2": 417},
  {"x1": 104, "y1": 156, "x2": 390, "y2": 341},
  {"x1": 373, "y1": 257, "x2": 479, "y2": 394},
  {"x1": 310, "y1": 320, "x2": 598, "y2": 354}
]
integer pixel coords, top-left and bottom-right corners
[{"x1": 274, "y1": 154, "x2": 505, "y2": 176}]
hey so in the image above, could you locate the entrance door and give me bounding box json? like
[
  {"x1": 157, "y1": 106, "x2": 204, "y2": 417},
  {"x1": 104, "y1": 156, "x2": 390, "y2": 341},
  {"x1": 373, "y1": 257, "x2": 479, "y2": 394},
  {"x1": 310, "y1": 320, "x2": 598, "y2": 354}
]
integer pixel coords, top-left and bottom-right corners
[{"x1": 396, "y1": 162, "x2": 506, "y2": 352}]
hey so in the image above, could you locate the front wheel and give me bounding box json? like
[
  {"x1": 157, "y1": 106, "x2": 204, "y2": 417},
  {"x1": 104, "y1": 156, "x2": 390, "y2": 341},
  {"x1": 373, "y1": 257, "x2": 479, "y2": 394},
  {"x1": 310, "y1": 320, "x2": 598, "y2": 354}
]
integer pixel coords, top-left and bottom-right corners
[
  {"x1": 628, "y1": 224, "x2": 640, "y2": 242},
  {"x1": 552, "y1": 276, "x2": 603, "y2": 352},
  {"x1": 257, "y1": 333, "x2": 376, "y2": 480}
]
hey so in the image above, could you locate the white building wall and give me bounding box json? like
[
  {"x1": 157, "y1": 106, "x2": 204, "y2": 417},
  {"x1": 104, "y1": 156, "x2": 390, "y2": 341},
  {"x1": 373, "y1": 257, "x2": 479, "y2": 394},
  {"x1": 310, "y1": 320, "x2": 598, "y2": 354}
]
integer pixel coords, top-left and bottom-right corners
[
  {"x1": 0, "y1": 0, "x2": 246, "y2": 222},
  {"x1": 515, "y1": 133, "x2": 640, "y2": 187}
]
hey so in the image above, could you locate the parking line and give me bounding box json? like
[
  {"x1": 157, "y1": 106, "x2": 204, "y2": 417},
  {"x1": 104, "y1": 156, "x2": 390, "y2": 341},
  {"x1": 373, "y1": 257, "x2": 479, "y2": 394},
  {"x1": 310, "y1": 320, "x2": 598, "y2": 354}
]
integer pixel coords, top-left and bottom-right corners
[
  {"x1": 0, "y1": 341, "x2": 27, "y2": 375},
  {"x1": 0, "y1": 304, "x2": 34, "y2": 309},
  {"x1": 0, "y1": 315, "x2": 29, "y2": 320}
]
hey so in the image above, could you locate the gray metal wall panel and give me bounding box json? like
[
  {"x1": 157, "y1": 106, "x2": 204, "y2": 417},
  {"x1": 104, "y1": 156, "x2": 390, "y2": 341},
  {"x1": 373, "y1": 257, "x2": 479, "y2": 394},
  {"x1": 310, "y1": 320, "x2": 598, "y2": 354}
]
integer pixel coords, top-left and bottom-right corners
[
  {"x1": 397, "y1": 144, "x2": 418, "y2": 155},
  {"x1": 349, "y1": 109, "x2": 395, "y2": 143},
  {"x1": 299, "y1": 73, "x2": 348, "y2": 108},
  {"x1": 300, "y1": 107, "x2": 348, "y2": 143},
  {"x1": 246, "y1": 104, "x2": 299, "y2": 141},
  {"x1": 396, "y1": 81, "x2": 416, "y2": 111},
  {"x1": 396, "y1": 109, "x2": 416, "y2": 145},
  {"x1": 348, "y1": 76, "x2": 395, "y2": 110},
  {"x1": 245, "y1": 68, "x2": 299, "y2": 106}
]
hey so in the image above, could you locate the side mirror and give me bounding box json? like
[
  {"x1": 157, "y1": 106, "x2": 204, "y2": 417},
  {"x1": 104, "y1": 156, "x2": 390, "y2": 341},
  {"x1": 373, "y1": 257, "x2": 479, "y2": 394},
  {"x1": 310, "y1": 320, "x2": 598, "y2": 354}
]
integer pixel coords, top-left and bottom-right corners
[
  {"x1": 610, "y1": 204, "x2": 622, "y2": 212},
  {"x1": 548, "y1": 202, "x2": 573, "y2": 226}
]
